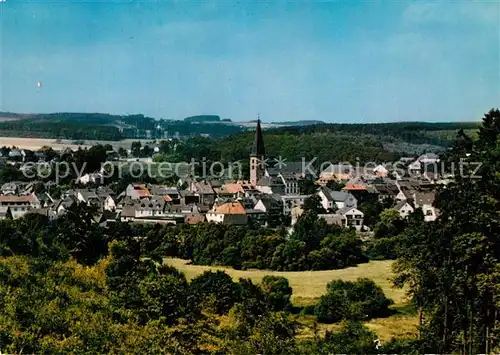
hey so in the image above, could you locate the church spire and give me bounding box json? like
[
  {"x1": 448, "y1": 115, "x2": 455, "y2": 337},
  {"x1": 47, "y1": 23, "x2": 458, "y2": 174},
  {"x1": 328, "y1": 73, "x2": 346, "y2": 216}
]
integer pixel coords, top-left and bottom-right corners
[{"x1": 251, "y1": 116, "x2": 265, "y2": 157}]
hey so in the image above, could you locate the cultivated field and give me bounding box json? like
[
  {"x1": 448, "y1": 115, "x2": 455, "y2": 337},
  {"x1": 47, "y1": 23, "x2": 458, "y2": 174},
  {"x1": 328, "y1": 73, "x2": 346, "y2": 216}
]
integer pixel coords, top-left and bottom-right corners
[
  {"x1": 0, "y1": 137, "x2": 91, "y2": 151},
  {"x1": 165, "y1": 258, "x2": 418, "y2": 341},
  {"x1": 0, "y1": 117, "x2": 20, "y2": 122},
  {"x1": 0, "y1": 137, "x2": 154, "y2": 151}
]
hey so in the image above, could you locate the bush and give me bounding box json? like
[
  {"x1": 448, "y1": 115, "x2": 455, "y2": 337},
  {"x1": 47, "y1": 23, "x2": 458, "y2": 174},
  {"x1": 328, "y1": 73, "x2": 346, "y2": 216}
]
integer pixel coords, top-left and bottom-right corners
[
  {"x1": 365, "y1": 237, "x2": 398, "y2": 260},
  {"x1": 235, "y1": 278, "x2": 269, "y2": 323},
  {"x1": 261, "y1": 275, "x2": 293, "y2": 311},
  {"x1": 188, "y1": 270, "x2": 240, "y2": 314},
  {"x1": 379, "y1": 337, "x2": 422, "y2": 354},
  {"x1": 297, "y1": 321, "x2": 377, "y2": 354},
  {"x1": 226, "y1": 310, "x2": 298, "y2": 354},
  {"x1": 314, "y1": 278, "x2": 392, "y2": 323}
]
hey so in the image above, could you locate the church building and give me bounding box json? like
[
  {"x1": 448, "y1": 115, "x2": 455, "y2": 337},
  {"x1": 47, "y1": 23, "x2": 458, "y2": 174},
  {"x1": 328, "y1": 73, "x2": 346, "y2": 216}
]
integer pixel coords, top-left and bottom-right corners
[{"x1": 250, "y1": 119, "x2": 265, "y2": 186}]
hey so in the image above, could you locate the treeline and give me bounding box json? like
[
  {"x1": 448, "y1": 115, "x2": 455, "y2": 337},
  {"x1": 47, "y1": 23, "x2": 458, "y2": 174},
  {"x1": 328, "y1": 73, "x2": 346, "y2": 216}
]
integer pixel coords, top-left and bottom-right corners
[
  {"x1": 160, "y1": 214, "x2": 367, "y2": 271},
  {"x1": 0, "y1": 203, "x2": 367, "y2": 272}
]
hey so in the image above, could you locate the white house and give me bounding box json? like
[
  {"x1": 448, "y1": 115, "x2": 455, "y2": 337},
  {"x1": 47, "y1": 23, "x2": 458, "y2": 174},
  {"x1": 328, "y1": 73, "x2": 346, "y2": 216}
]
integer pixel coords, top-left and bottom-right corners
[
  {"x1": 292, "y1": 205, "x2": 364, "y2": 230},
  {"x1": 206, "y1": 202, "x2": 248, "y2": 225},
  {"x1": 394, "y1": 200, "x2": 414, "y2": 219},
  {"x1": 373, "y1": 164, "x2": 389, "y2": 177},
  {"x1": 0, "y1": 194, "x2": 40, "y2": 219},
  {"x1": 125, "y1": 184, "x2": 151, "y2": 199},
  {"x1": 77, "y1": 173, "x2": 103, "y2": 185},
  {"x1": 337, "y1": 207, "x2": 364, "y2": 230},
  {"x1": 413, "y1": 191, "x2": 439, "y2": 222},
  {"x1": 75, "y1": 189, "x2": 100, "y2": 206},
  {"x1": 104, "y1": 195, "x2": 116, "y2": 211},
  {"x1": 317, "y1": 186, "x2": 357, "y2": 212},
  {"x1": 278, "y1": 173, "x2": 299, "y2": 195},
  {"x1": 408, "y1": 160, "x2": 422, "y2": 175}
]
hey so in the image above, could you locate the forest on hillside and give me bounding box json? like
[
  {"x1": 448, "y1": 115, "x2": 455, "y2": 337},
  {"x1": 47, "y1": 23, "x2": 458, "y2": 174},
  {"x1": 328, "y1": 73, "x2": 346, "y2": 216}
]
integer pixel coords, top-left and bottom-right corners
[{"x1": 0, "y1": 111, "x2": 483, "y2": 162}]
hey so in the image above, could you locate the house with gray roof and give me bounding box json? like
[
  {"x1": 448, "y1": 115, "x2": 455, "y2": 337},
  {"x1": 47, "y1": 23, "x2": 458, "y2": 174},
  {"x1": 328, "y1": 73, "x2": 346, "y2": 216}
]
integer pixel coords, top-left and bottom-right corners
[
  {"x1": 189, "y1": 180, "x2": 216, "y2": 205},
  {"x1": 255, "y1": 176, "x2": 286, "y2": 195},
  {"x1": 317, "y1": 186, "x2": 357, "y2": 212},
  {"x1": 373, "y1": 183, "x2": 400, "y2": 202},
  {"x1": 75, "y1": 189, "x2": 101, "y2": 206},
  {"x1": 394, "y1": 200, "x2": 414, "y2": 219}
]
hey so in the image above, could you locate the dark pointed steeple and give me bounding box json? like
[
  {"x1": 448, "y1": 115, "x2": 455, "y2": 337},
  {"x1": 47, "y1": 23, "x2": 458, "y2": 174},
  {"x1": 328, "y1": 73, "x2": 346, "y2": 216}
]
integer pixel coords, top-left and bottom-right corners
[{"x1": 251, "y1": 118, "x2": 265, "y2": 157}]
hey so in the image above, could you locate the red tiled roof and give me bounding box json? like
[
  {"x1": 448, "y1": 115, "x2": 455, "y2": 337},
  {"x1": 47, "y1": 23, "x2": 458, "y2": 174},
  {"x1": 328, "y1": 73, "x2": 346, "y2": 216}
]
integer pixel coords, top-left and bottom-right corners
[
  {"x1": 214, "y1": 202, "x2": 246, "y2": 215},
  {"x1": 222, "y1": 183, "x2": 245, "y2": 194},
  {"x1": 135, "y1": 189, "x2": 151, "y2": 197},
  {"x1": 343, "y1": 184, "x2": 367, "y2": 191},
  {"x1": 0, "y1": 195, "x2": 34, "y2": 203},
  {"x1": 185, "y1": 213, "x2": 206, "y2": 225}
]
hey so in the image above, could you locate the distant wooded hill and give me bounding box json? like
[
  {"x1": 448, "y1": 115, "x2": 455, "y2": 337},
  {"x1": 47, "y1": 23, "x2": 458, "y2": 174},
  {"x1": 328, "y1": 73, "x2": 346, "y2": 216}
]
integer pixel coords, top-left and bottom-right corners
[
  {"x1": 184, "y1": 115, "x2": 223, "y2": 122},
  {"x1": 0, "y1": 111, "x2": 480, "y2": 158}
]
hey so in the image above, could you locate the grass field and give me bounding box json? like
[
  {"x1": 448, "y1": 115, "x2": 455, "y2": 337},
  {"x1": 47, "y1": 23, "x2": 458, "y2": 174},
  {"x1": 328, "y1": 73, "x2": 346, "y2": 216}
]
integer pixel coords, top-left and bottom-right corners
[
  {"x1": 165, "y1": 258, "x2": 418, "y2": 341},
  {"x1": 165, "y1": 258, "x2": 406, "y2": 305}
]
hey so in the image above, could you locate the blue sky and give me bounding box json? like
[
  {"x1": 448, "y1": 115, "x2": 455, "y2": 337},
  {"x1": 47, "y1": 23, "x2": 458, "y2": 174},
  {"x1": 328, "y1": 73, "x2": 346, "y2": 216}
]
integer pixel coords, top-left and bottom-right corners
[{"x1": 1, "y1": 0, "x2": 498, "y2": 122}]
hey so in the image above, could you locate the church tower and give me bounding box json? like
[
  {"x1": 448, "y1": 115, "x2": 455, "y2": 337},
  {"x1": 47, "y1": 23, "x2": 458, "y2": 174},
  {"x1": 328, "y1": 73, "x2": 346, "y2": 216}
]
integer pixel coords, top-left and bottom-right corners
[{"x1": 250, "y1": 118, "x2": 265, "y2": 186}]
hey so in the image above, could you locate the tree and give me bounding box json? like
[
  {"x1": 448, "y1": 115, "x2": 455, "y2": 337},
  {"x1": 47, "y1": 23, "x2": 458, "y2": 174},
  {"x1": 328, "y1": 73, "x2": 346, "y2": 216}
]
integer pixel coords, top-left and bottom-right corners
[
  {"x1": 0, "y1": 146, "x2": 11, "y2": 157},
  {"x1": 302, "y1": 195, "x2": 325, "y2": 215},
  {"x1": 159, "y1": 140, "x2": 171, "y2": 154},
  {"x1": 131, "y1": 141, "x2": 142, "y2": 157},
  {"x1": 189, "y1": 270, "x2": 240, "y2": 314},
  {"x1": 314, "y1": 278, "x2": 392, "y2": 323},
  {"x1": 358, "y1": 199, "x2": 386, "y2": 229},
  {"x1": 314, "y1": 321, "x2": 378, "y2": 355},
  {"x1": 373, "y1": 208, "x2": 405, "y2": 239},
  {"x1": 298, "y1": 178, "x2": 317, "y2": 195},
  {"x1": 118, "y1": 147, "x2": 128, "y2": 158},
  {"x1": 0, "y1": 164, "x2": 25, "y2": 185},
  {"x1": 55, "y1": 202, "x2": 108, "y2": 265},
  {"x1": 261, "y1": 275, "x2": 293, "y2": 311},
  {"x1": 226, "y1": 311, "x2": 298, "y2": 354},
  {"x1": 142, "y1": 145, "x2": 153, "y2": 157},
  {"x1": 136, "y1": 266, "x2": 191, "y2": 324},
  {"x1": 326, "y1": 180, "x2": 345, "y2": 191},
  {"x1": 107, "y1": 239, "x2": 190, "y2": 326}
]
